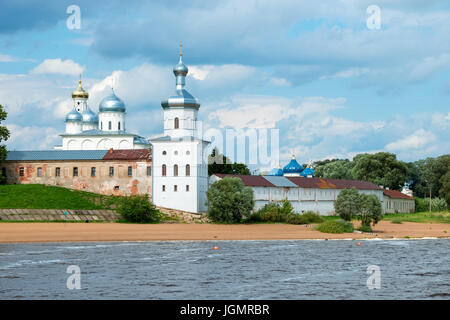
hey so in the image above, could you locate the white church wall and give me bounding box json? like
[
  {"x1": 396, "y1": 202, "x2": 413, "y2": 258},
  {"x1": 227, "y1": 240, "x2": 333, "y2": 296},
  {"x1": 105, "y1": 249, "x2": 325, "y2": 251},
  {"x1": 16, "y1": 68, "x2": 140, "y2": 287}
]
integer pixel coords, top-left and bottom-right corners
[{"x1": 164, "y1": 108, "x2": 198, "y2": 138}]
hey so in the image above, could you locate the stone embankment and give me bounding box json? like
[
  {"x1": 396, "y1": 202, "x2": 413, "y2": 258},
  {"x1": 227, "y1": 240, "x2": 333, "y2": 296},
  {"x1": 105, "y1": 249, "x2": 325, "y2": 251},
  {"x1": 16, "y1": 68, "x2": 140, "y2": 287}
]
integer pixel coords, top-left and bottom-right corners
[{"x1": 0, "y1": 209, "x2": 120, "y2": 222}]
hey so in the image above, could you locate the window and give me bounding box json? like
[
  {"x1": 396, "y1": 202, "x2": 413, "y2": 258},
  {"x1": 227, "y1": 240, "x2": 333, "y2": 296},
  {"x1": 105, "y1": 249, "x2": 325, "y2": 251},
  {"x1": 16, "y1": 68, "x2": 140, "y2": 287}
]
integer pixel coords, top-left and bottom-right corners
[
  {"x1": 185, "y1": 164, "x2": 190, "y2": 176},
  {"x1": 37, "y1": 167, "x2": 42, "y2": 177},
  {"x1": 174, "y1": 117, "x2": 179, "y2": 129},
  {"x1": 186, "y1": 185, "x2": 189, "y2": 192},
  {"x1": 174, "y1": 164, "x2": 178, "y2": 176},
  {"x1": 174, "y1": 185, "x2": 177, "y2": 192},
  {"x1": 128, "y1": 166, "x2": 132, "y2": 177},
  {"x1": 108, "y1": 121, "x2": 112, "y2": 130},
  {"x1": 91, "y1": 167, "x2": 96, "y2": 177},
  {"x1": 73, "y1": 167, "x2": 78, "y2": 177},
  {"x1": 174, "y1": 151, "x2": 178, "y2": 155},
  {"x1": 162, "y1": 185, "x2": 166, "y2": 192},
  {"x1": 147, "y1": 166, "x2": 151, "y2": 176},
  {"x1": 186, "y1": 151, "x2": 190, "y2": 155},
  {"x1": 114, "y1": 186, "x2": 119, "y2": 191},
  {"x1": 1, "y1": 167, "x2": 6, "y2": 178},
  {"x1": 55, "y1": 167, "x2": 60, "y2": 177},
  {"x1": 162, "y1": 164, "x2": 166, "y2": 176},
  {"x1": 109, "y1": 166, "x2": 114, "y2": 177},
  {"x1": 162, "y1": 151, "x2": 167, "y2": 155},
  {"x1": 101, "y1": 122, "x2": 103, "y2": 130},
  {"x1": 19, "y1": 167, "x2": 24, "y2": 176},
  {"x1": 118, "y1": 122, "x2": 121, "y2": 130}
]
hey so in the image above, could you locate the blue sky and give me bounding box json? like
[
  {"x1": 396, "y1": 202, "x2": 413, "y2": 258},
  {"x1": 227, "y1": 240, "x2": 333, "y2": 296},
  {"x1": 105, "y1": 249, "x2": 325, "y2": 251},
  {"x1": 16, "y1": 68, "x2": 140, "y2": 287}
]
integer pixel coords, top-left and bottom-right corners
[{"x1": 1, "y1": 0, "x2": 449, "y2": 169}]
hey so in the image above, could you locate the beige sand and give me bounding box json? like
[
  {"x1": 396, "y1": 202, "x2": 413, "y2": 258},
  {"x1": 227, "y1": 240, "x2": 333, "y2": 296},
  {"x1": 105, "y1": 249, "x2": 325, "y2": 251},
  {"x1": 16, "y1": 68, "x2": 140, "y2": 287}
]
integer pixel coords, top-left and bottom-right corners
[{"x1": 0, "y1": 221, "x2": 448, "y2": 243}]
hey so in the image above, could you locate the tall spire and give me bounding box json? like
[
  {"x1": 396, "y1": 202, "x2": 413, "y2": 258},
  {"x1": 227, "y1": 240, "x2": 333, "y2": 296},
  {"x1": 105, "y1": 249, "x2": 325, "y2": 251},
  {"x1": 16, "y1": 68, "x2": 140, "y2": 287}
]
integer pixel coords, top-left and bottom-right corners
[
  {"x1": 72, "y1": 74, "x2": 89, "y2": 99},
  {"x1": 179, "y1": 41, "x2": 183, "y2": 58}
]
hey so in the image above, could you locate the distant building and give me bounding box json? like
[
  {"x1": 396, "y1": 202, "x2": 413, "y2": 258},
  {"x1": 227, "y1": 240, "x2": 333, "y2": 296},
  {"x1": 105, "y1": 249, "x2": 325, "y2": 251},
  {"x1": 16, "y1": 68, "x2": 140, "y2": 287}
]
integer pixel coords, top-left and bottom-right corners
[
  {"x1": 268, "y1": 153, "x2": 315, "y2": 178},
  {"x1": 2, "y1": 149, "x2": 152, "y2": 196},
  {"x1": 210, "y1": 173, "x2": 414, "y2": 215},
  {"x1": 383, "y1": 189, "x2": 415, "y2": 213}
]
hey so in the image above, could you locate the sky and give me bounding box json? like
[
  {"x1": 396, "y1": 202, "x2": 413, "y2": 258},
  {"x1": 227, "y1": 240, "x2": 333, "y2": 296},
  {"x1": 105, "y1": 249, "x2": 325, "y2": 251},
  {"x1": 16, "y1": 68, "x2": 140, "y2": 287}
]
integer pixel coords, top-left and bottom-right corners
[{"x1": 0, "y1": 0, "x2": 449, "y2": 170}]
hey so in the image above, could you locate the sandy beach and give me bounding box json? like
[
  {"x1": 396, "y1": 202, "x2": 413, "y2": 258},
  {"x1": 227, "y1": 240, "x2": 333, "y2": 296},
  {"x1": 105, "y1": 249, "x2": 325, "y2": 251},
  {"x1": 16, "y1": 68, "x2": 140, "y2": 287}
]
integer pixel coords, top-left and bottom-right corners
[{"x1": 0, "y1": 221, "x2": 448, "y2": 243}]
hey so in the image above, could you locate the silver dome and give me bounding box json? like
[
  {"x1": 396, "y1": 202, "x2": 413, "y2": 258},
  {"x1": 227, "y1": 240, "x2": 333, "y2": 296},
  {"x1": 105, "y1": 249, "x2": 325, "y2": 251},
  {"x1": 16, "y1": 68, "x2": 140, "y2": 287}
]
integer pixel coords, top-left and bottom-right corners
[
  {"x1": 173, "y1": 59, "x2": 188, "y2": 76},
  {"x1": 81, "y1": 107, "x2": 99, "y2": 123},
  {"x1": 65, "y1": 108, "x2": 82, "y2": 122},
  {"x1": 99, "y1": 91, "x2": 126, "y2": 113}
]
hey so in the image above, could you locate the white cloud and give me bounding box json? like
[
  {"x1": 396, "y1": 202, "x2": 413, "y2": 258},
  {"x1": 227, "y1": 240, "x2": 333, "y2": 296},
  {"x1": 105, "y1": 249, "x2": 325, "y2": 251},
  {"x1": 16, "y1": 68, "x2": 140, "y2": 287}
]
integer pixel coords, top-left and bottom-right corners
[
  {"x1": 0, "y1": 54, "x2": 17, "y2": 62},
  {"x1": 30, "y1": 59, "x2": 85, "y2": 76},
  {"x1": 6, "y1": 124, "x2": 60, "y2": 150},
  {"x1": 385, "y1": 129, "x2": 436, "y2": 151}
]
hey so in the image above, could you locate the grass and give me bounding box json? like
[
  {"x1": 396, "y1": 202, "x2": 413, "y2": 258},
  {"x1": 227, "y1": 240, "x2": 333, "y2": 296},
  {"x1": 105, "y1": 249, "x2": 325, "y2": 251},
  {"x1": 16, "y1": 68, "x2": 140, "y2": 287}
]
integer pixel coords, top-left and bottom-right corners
[
  {"x1": 383, "y1": 211, "x2": 450, "y2": 224},
  {"x1": 0, "y1": 184, "x2": 120, "y2": 210}
]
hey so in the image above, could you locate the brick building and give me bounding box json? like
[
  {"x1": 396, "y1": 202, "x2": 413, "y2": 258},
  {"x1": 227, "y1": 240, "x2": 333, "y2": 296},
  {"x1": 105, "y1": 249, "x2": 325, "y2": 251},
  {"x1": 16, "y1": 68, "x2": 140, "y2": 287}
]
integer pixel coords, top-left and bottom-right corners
[{"x1": 1, "y1": 149, "x2": 152, "y2": 197}]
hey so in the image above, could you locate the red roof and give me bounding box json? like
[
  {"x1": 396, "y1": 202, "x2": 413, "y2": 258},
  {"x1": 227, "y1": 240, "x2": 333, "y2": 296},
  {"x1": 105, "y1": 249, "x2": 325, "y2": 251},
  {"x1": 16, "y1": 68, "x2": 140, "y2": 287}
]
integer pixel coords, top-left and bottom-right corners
[
  {"x1": 214, "y1": 174, "x2": 275, "y2": 187},
  {"x1": 286, "y1": 177, "x2": 381, "y2": 190},
  {"x1": 102, "y1": 149, "x2": 151, "y2": 160},
  {"x1": 383, "y1": 189, "x2": 413, "y2": 199}
]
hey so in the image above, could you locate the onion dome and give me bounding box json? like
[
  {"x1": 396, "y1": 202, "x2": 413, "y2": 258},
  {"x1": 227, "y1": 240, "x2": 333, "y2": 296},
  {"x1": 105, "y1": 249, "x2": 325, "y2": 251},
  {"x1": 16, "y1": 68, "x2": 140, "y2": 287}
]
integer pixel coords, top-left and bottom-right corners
[
  {"x1": 283, "y1": 154, "x2": 304, "y2": 175},
  {"x1": 81, "y1": 107, "x2": 99, "y2": 124},
  {"x1": 300, "y1": 167, "x2": 315, "y2": 177},
  {"x1": 99, "y1": 90, "x2": 126, "y2": 113},
  {"x1": 268, "y1": 168, "x2": 283, "y2": 176},
  {"x1": 65, "y1": 108, "x2": 82, "y2": 122},
  {"x1": 72, "y1": 77, "x2": 89, "y2": 99},
  {"x1": 161, "y1": 41, "x2": 200, "y2": 110}
]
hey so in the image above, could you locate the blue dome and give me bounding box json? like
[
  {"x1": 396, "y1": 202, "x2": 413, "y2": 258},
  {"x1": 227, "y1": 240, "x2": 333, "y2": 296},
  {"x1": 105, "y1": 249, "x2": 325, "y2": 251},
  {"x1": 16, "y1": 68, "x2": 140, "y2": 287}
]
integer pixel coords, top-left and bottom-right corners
[
  {"x1": 81, "y1": 108, "x2": 98, "y2": 123},
  {"x1": 300, "y1": 167, "x2": 315, "y2": 177},
  {"x1": 65, "y1": 108, "x2": 82, "y2": 122},
  {"x1": 283, "y1": 158, "x2": 304, "y2": 174},
  {"x1": 268, "y1": 168, "x2": 283, "y2": 176},
  {"x1": 99, "y1": 91, "x2": 126, "y2": 113}
]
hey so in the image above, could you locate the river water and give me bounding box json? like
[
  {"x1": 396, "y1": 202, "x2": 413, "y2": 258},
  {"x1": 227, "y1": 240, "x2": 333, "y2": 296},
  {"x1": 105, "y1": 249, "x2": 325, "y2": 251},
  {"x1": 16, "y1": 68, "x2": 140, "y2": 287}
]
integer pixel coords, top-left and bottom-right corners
[{"x1": 0, "y1": 239, "x2": 448, "y2": 299}]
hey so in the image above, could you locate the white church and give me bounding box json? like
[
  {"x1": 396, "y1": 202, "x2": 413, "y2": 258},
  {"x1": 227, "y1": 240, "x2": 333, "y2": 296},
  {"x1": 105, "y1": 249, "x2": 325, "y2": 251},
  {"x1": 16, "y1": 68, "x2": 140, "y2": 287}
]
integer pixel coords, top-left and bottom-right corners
[{"x1": 57, "y1": 77, "x2": 150, "y2": 150}]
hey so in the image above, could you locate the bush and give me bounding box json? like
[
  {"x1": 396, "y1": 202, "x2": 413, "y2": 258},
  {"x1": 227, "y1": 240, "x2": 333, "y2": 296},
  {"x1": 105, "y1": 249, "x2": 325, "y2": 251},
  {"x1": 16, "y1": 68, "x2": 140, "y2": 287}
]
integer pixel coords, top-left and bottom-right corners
[
  {"x1": 415, "y1": 197, "x2": 448, "y2": 212},
  {"x1": 300, "y1": 211, "x2": 324, "y2": 224},
  {"x1": 390, "y1": 218, "x2": 403, "y2": 224},
  {"x1": 116, "y1": 194, "x2": 162, "y2": 223},
  {"x1": 334, "y1": 187, "x2": 360, "y2": 221},
  {"x1": 0, "y1": 174, "x2": 6, "y2": 185},
  {"x1": 207, "y1": 177, "x2": 254, "y2": 223},
  {"x1": 315, "y1": 219, "x2": 354, "y2": 234},
  {"x1": 357, "y1": 224, "x2": 373, "y2": 232}
]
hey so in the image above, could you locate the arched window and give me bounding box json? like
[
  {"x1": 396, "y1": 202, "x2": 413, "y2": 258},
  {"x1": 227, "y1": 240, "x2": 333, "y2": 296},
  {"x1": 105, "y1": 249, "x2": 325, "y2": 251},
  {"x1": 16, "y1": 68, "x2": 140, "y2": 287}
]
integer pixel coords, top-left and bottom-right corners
[
  {"x1": 108, "y1": 121, "x2": 112, "y2": 130},
  {"x1": 118, "y1": 122, "x2": 121, "y2": 130},
  {"x1": 186, "y1": 164, "x2": 190, "y2": 176},
  {"x1": 174, "y1": 164, "x2": 178, "y2": 176},
  {"x1": 174, "y1": 117, "x2": 179, "y2": 129},
  {"x1": 162, "y1": 164, "x2": 166, "y2": 176}
]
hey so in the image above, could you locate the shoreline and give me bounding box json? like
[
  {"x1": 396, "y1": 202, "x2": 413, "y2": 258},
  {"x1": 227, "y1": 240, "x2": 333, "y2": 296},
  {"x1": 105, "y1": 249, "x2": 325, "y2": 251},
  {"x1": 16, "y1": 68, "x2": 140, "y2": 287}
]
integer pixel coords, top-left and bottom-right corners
[{"x1": 0, "y1": 221, "x2": 448, "y2": 244}]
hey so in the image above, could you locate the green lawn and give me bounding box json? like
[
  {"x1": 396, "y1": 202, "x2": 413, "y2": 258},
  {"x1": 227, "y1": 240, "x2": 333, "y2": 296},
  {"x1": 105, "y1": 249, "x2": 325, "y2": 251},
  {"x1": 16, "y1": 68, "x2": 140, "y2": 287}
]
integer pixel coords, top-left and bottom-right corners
[
  {"x1": 0, "y1": 184, "x2": 119, "y2": 210},
  {"x1": 383, "y1": 211, "x2": 450, "y2": 224}
]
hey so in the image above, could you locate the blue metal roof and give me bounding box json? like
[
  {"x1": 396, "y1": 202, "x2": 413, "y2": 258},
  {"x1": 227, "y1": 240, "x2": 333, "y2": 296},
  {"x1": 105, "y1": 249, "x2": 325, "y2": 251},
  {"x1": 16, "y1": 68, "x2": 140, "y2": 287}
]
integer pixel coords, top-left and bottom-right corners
[
  {"x1": 5, "y1": 150, "x2": 109, "y2": 161},
  {"x1": 263, "y1": 175, "x2": 298, "y2": 187}
]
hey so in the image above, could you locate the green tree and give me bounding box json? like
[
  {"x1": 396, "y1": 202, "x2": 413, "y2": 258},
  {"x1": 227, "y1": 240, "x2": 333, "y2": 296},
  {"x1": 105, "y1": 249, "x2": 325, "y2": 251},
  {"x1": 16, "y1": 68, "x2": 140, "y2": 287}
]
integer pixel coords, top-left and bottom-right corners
[
  {"x1": 334, "y1": 187, "x2": 361, "y2": 221},
  {"x1": 116, "y1": 195, "x2": 162, "y2": 223},
  {"x1": 352, "y1": 152, "x2": 408, "y2": 190},
  {"x1": 208, "y1": 147, "x2": 251, "y2": 176},
  {"x1": 358, "y1": 194, "x2": 383, "y2": 228},
  {"x1": 439, "y1": 171, "x2": 450, "y2": 209},
  {"x1": 315, "y1": 159, "x2": 355, "y2": 179},
  {"x1": 206, "y1": 177, "x2": 254, "y2": 223},
  {"x1": 0, "y1": 104, "x2": 10, "y2": 185}
]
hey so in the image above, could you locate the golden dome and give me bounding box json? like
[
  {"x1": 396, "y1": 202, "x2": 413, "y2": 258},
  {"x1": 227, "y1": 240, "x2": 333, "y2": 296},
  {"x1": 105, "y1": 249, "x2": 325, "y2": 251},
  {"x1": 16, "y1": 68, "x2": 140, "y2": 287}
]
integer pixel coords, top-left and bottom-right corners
[{"x1": 72, "y1": 77, "x2": 89, "y2": 99}]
